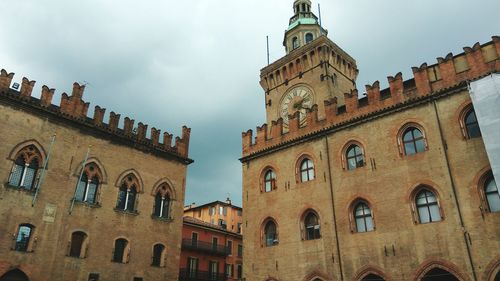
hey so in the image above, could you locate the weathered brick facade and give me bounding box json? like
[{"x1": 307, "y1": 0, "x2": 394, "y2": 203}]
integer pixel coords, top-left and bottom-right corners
[
  {"x1": 0, "y1": 71, "x2": 193, "y2": 281},
  {"x1": 240, "y1": 2, "x2": 500, "y2": 281}
]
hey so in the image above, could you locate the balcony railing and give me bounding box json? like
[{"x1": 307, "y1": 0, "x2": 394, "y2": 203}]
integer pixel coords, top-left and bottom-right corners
[
  {"x1": 179, "y1": 269, "x2": 227, "y2": 281},
  {"x1": 181, "y1": 239, "x2": 229, "y2": 256}
]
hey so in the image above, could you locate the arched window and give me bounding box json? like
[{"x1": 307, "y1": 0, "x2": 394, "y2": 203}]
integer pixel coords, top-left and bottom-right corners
[
  {"x1": 14, "y1": 224, "x2": 34, "y2": 252},
  {"x1": 69, "y1": 231, "x2": 88, "y2": 258},
  {"x1": 8, "y1": 145, "x2": 42, "y2": 190},
  {"x1": 264, "y1": 220, "x2": 278, "y2": 246},
  {"x1": 113, "y1": 238, "x2": 129, "y2": 263},
  {"x1": 416, "y1": 189, "x2": 441, "y2": 223},
  {"x1": 292, "y1": 37, "x2": 299, "y2": 50},
  {"x1": 75, "y1": 162, "x2": 102, "y2": 204},
  {"x1": 346, "y1": 144, "x2": 365, "y2": 170},
  {"x1": 464, "y1": 108, "x2": 481, "y2": 138},
  {"x1": 305, "y1": 33, "x2": 314, "y2": 43},
  {"x1": 153, "y1": 192, "x2": 171, "y2": 219},
  {"x1": 304, "y1": 212, "x2": 320, "y2": 240},
  {"x1": 151, "y1": 243, "x2": 165, "y2": 267},
  {"x1": 362, "y1": 274, "x2": 385, "y2": 281},
  {"x1": 354, "y1": 202, "x2": 374, "y2": 233},
  {"x1": 484, "y1": 176, "x2": 499, "y2": 212},
  {"x1": 402, "y1": 127, "x2": 426, "y2": 155},
  {"x1": 300, "y1": 158, "x2": 315, "y2": 182},
  {"x1": 116, "y1": 174, "x2": 140, "y2": 212},
  {"x1": 263, "y1": 169, "x2": 276, "y2": 192}
]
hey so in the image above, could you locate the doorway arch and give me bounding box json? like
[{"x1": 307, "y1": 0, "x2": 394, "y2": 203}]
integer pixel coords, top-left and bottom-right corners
[{"x1": 0, "y1": 269, "x2": 29, "y2": 281}]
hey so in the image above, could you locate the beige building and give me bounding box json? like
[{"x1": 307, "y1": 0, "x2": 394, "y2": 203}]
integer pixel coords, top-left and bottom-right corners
[
  {"x1": 240, "y1": 1, "x2": 500, "y2": 281},
  {"x1": 0, "y1": 71, "x2": 192, "y2": 281}
]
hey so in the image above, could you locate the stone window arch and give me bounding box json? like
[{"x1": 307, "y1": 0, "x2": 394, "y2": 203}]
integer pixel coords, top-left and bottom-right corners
[
  {"x1": 300, "y1": 209, "x2": 321, "y2": 240},
  {"x1": 341, "y1": 141, "x2": 366, "y2": 170},
  {"x1": 410, "y1": 185, "x2": 444, "y2": 224},
  {"x1": 115, "y1": 171, "x2": 142, "y2": 213},
  {"x1": 68, "y1": 231, "x2": 89, "y2": 258},
  {"x1": 13, "y1": 223, "x2": 36, "y2": 252},
  {"x1": 261, "y1": 217, "x2": 279, "y2": 247},
  {"x1": 296, "y1": 155, "x2": 315, "y2": 183},
  {"x1": 261, "y1": 167, "x2": 277, "y2": 193},
  {"x1": 74, "y1": 161, "x2": 104, "y2": 205},
  {"x1": 8, "y1": 142, "x2": 45, "y2": 191},
  {"x1": 152, "y1": 182, "x2": 175, "y2": 219},
  {"x1": 349, "y1": 199, "x2": 375, "y2": 233},
  {"x1": 112, "y1": 237, "x2": 130, "y2": 263},
  {"x1": 397, "y1": 123, "x2": 428, "y2": 156},
  {"x1": 477, "y1": 170, "x2": 499, "y2": 213},
  {"x1": 458, "y1": 104, "x2": 481, "y2": 139},
  {"x1": 151, "y1": 243, "x2": 166, "y2": 267}
]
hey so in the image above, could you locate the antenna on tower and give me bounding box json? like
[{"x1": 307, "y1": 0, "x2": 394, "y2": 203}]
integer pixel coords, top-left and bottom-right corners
[
  {"x1": 318, "y1": 3, "x2": 323, "y2": 30},
  {"x1": 266, "y1": 36, "x2": 270, "y2": 65}
]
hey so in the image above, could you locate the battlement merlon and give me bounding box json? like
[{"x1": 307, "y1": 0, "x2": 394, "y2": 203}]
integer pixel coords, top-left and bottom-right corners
[
  {"x1": 0, "y1": 70, "x2": 193, "y2": 164},
  {"x1": 259, "y1": 36, "x2": 359, "y2": 92},
  {"x1": 242, "y1": 36, "x2": 500, "y2": 159}
]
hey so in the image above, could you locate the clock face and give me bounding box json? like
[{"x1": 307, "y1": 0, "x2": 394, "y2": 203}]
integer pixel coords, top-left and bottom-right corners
[{"x1": 279, "y1": 85, "x2": 314, "y2": 126}]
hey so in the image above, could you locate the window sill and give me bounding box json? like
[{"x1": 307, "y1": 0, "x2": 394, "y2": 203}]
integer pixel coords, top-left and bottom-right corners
[
  {"x1": 151, "y1": 215, "x2": 173, "y2": 222},
  {"x1": 74, "y1": 201, "x2": 101, "y2": 208},
  {"x1": 11, "y1": 249, "x2": 34, "y2": 254},
  {"x1": 66, "y1": 255, "x2": 86, "y2": 259},
  {"x1": 113, "y1": 208, "x2": 139, "y2": 216},
  {"x1": 4, "y1": 183, "x2": 36, "y2": 193}
]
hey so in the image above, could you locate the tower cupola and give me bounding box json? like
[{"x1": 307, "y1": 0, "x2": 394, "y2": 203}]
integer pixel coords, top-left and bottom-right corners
[{"x1": 284, "y1": 0, "x2": 327, "y2": 53}]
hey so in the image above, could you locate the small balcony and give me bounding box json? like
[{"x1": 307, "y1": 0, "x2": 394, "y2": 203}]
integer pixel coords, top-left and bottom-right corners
[
  {"x1": 179, "y1": 269, "x2": 227, "y2": 281},
  {"x1": 181, "y1": 239, "x2": 229, "y2": 256}
]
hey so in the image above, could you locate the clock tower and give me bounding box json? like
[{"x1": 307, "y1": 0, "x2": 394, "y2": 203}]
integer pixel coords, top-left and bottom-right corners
[{"x1": 259, "y1": 0, "x2": 358, "y2": 130}]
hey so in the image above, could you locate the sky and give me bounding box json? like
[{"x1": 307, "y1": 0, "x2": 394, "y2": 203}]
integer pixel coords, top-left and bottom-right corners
[{"x1": 0, "y1": 0, "x2": 498, "y2": 207}]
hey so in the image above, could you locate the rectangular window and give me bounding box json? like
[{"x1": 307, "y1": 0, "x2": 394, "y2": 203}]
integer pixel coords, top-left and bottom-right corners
[
  {"x1": 212, "y1": 237, "x2": 218, "y2": 251},
  {"x1": 191, "y1": 232, "x2": 198, "y2": 246},
  {"x1": 209, "y1": 206, "x2": 215, "y2": 216},
  {"x1": 227, "y1": 240, "x2": 232, "y2": 255},
  {"x1": 223, "y1": 206, "x2": 227, "y2": 216},
  {"x1": 237, "y1": 210, "x2": 242, "y2": 216},
  {"x1": 237, "y1": 264, "x2": 243, "y2": 278},
  {"x1": 237, "y1": 244, "x2": 243, "y2": 257},
  {"x1": 225, "y1": 263, "x2": 233, "y2": 278},
  {"x1": 209, "y1": 261, "x2": 219, "y2": 279},
  {"x1": 88, "y1": 273, "x2": 100, "y2": 281},
  {"x1": 219, "y1": 206, "x2": 223, "y2": 215},
  {"x1": 197, "y1": 209, "x2": 202, "y2": 217},
  {"x1": 187, "y1": 257, "x2": 199, "y2": 278},
  {"x1": 237, "y1": 223, "x2": 242, "y2": 234},
  {"x1": 219, "y1": 219, "x2": 227, "y2": 229}
]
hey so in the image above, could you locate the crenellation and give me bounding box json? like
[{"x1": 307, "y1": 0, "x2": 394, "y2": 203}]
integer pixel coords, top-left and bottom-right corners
[
  {"x1": 137, "y1": 122, "x2": 148, "y2": 141},
  {"x1": 0, "y1": 68, "x2": 192, "y2": 160},
  {"x1": 256, "y1": 124, "x2": 268, "y2": 145},
  {"x1": 151, "y1": 127, "x2": 161, "y2": 146},
  {"x1": 123, "y1": 117, "x2": 134, "y2": 136},
  {"x1": 0, "y1": 69, "x2": 14, "y2": 89},
  {"x1": 40, "y1": 85, "x2": 55, "y2": 107},
  {"x1": 108, "y1": 111, "x2": 120, "y2": 131},
  {"x1": 20, "y1": 77, "x2": 36, "y2": 99},
  {"x1": 243, "y1": 37, "x2": 499, "y2": 157},
  {"x1": 387, "y1": 72, "x2": 404, "y2": 103}
]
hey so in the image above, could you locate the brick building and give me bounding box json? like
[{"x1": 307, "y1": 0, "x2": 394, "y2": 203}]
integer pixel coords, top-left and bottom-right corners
[
  {"x1": 0, "y1": 70, "x2": 192, "y2": 281},
  {"x1": 180, "y1": 201, "x2": 243, "y2": 281},
  {"x1": 240, "y1": 1, "x2": 500, "y2": 281}
]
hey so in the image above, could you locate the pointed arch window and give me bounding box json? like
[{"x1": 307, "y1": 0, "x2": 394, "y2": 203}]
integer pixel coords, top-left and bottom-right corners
[
  {"x1": 263, "y1": 220, "x2": 278, "y2": 246},
  {"x1": 415, "y1": 189, "x2": 442, "y2": 223},
  {"x1": 152, "y1": 243, "x2": 166, "y2": 267},
  {"x1": 304, "y1": 211, "x2": 320, "y2": 240},
  {"x1": 263, "y1": 169, "x2": 276, "y2": 192},
  {"x1": 112, "y1": 238, "x2": 129, "y2": 263},
  {"x1": 300, "y1": 158, "x2": 315, "y2": 182},
  {"x1": 153, "y1": 184, "x2": 172, "y2": 219},
  {"x1": 75, "y1": 163, "x2": 102, "y2": 205},
  {"x1": 8, "y1": 145, "x2": 42, "y2": 191},
  {"x1": 354, "y1": 202, "x2": 374, "y2": 233},
  {"x1": 116, "y1": 174, "x2": 140, "y2": 213},
  {"x1": 69, "y1": 231, "x2": 88, "y2": 258}
]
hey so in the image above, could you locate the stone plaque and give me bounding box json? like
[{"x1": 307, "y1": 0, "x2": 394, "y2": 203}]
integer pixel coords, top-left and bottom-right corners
[{"x1": 43, "y1": 203, "x2": 57, "y2": 223}]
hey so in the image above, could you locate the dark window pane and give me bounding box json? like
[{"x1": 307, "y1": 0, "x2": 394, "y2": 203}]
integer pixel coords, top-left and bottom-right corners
[
  {"x1": 86, "y1": 180, "x2": 98, "y2": 204},
  {"x1": 113, "y1": 239, "x2": 127, "y2": 262},
  {"x1": 485, "y1": 178, "x2": 500, "y2": 212},
  {"x1": 23, "y1": 166, "x2": 37, "y2": 190},
  {"x1": 152, "y1": 244, "x2": 164, "y2": 266},
  {"x1": 15, "y1": 225, "x2": 32, "y2": 252},
  {"x1": 70, "y1": 232, "x2": 86, "y2": 257},
  {"x1": 9, "y1": 163, "x2": 24, "y2": 186},
  {"x1": 126, "y1": 188, "x2": 136, "y2": 212},
  {"x1": 116, "y1": 186, "x2": 127, "y2": 209}
]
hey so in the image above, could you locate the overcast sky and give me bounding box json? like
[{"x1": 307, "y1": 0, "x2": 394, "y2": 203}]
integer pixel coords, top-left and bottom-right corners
[{"x1": 1, "y1": 0, "x2": 498, "y2": 207}]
